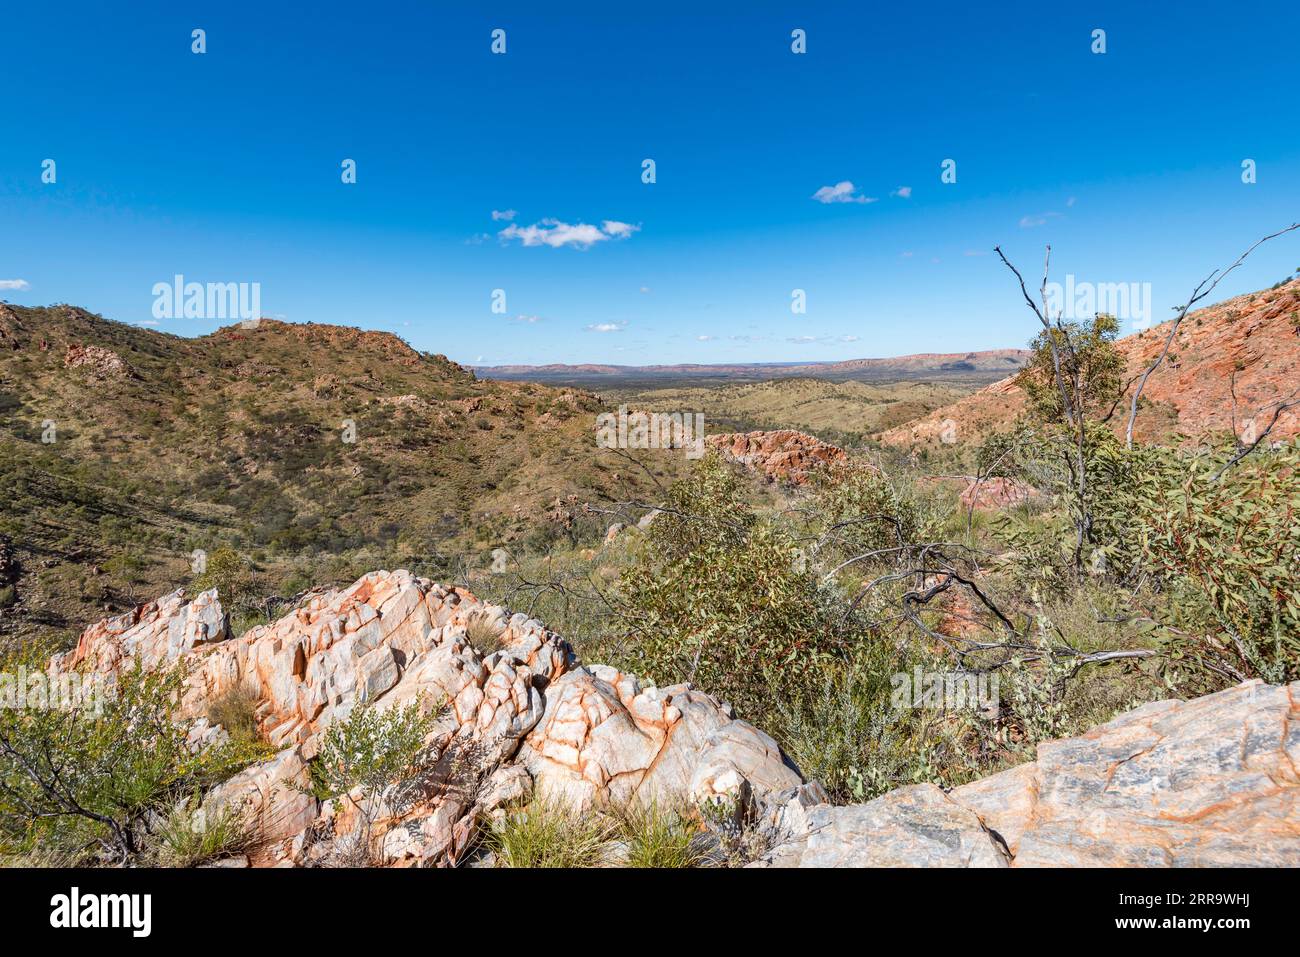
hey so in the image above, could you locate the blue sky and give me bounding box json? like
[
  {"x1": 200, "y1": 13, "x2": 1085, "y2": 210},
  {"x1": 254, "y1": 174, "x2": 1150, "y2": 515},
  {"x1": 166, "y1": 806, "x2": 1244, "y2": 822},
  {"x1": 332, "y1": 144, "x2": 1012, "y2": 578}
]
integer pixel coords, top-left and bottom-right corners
[{"x1": 3, "y1": 1, "x2": 1299, "y2": 365}]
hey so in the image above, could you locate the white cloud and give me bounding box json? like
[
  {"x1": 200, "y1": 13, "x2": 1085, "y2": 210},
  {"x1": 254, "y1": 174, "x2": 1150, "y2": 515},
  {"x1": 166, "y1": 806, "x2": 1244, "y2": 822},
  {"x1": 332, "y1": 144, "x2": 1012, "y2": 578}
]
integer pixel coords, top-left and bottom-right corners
[
  {"x1": 0, "y1": 279, "x2": 30, "y2": 291},
  {"x1": 509, "y1": 314, "x2": 542, "y2": 323},
  {"x1": 586, "y1": 321, "x2": 627, "y2": 333},
  {"x1": 891, "y1": 186, "x2": 913, "y2": 198},
  {"x1": 134, "y1": 319, "x2": 159, "y2": 327},
  {"x1": 1019, "y1": 211, "x2": 1061, "y2": 228},
  {"x1": 639, "y1": 286, "x2": 650, "y2": 294},
  {"x1": 491, "y1": 209, "x2": 517, "y2": 221},
  {"x1": 499, "y1": 218, "x2": 640, "y2": 249},
  {"x1": 696, "y1": 334, "x2": 716, "y2": 341},
  {"x1": 812, "y1": 181, "x2": 876, "y2": 205},
  {"x1": 464, "y1": 233, "x2": 491, "y2": 245}
]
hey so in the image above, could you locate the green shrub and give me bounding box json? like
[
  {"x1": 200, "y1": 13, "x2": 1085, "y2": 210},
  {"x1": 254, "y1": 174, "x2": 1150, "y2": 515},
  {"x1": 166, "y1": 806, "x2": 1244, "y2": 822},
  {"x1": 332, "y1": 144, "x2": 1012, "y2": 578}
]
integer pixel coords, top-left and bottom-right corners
[
  {"x1": 615, "y1": 802, "x2": 701, "y2": 868},
  {"x1": 150, "y1": 799, "x2": 253, "y2": 867},
  {"x1": 0, "y1": 650, "x2": 261, "y2": 863},
  {"x1": 310, "y1": 703, "x2": 437, "y2": 864},
  {"x1": 485, "y1": 799, "x2": 615, "y2": 868},
  {"x1": 616, "y1": 455, "x2": 864, "y2": 725},
  {"x1": 1090, "y1": 439, "x2": 1300, "y2": 683}
]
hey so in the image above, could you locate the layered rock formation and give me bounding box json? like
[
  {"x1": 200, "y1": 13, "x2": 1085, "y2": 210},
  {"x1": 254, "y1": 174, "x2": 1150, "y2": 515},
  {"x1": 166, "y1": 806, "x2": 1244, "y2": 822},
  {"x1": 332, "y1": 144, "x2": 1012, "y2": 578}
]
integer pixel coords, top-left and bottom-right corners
[
  {"x1": 706, "y1": 430, "x2": 848, "y2": 484},
  {"x1": 54, "y1": 571, "x2": 801, "y2": 866},
  {"x1": 53, "y1": 574, "x2": 1300, "y2": 867}
]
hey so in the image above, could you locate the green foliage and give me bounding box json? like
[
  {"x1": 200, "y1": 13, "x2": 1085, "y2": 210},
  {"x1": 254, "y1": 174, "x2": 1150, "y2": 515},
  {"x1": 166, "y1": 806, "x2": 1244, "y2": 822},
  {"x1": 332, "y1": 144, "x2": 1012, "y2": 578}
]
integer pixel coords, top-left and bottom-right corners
[
  {"x1": 192, "y1": 546, "x2": 257, "y2": 609},
  {"x1": 311, "y1": 703, "x2": 435, "y2": 804},
  {"x1": 617, "y1": 454, "x2": 863, "y2": 724},
  {"x1": 770, "y1": 647, "x2": 906, "y2": 803},
  {"x1": 1017, "y1": 313, "x2": 1124, "y2": 425},
  {"x1": 1090, "y1": 439, "x2": 1300, "y2": 682},
  {"x1": 0, "y1": 648, "x2": 261, "y2": 863},
  {"x1": 150, "y1": 799, "x2": 253, "y2": 867},
  {"x1": 485, "y1": 799, "x2": 615, "y2": 868},
  {"x1": 806, "y1": 460, "x2": 942, "y2": 566},
  {"x1": 614, "y1": 802, "x2": 702, "y2": 868}
]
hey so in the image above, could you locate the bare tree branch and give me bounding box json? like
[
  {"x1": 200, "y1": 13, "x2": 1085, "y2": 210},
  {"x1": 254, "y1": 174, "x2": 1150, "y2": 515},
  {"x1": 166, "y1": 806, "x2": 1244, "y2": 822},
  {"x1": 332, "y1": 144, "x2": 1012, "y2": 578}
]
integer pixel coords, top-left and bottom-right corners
[{"x1": 1125, "y1": 223, "x2": 1300, "y2": 448}]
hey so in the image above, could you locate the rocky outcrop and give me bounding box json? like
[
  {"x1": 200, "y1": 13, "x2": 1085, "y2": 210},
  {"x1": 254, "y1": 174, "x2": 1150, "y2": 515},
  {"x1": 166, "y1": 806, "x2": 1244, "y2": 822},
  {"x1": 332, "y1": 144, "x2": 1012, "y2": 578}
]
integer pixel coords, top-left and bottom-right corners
[
  {"x1": 55, "y1": 571, "x2": 801, "y2": 867},
  {"x1": 53, "y1": 574, "x2": 1300, "y2": 868},
  {"x1": 63, "y1": 343, "x2": 138, "y2": 379},
  {"x1": 760, "y1": 679, "x2": 1300, "y2": 867},
  {"x1": 57, "y1": 587, "x2": 229, "y2": 673},
  {"x1": 518, "y1": 664, "x2": 801, "y2": 809},
  {"x1": 706, "y1": 430, "x2": 848, "y2": 485},
  {"x1": 881, "y1": 279, "x2": 1300, "y2": 448}
]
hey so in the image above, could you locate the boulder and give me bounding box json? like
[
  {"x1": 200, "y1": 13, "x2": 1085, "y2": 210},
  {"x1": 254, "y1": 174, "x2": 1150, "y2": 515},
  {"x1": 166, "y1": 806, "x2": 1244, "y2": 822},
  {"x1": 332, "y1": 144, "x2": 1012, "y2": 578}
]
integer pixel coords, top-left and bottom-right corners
[
  {"x1": 54, "y1": 571, "x2": 805, "y2": 866},
  {"x1": 758, "y1": 784, "x2": 1008, "y2": 867},
  {"x1": 517, "y1": 664, "x2": 802, "y2": 810},
  {"x1": 761, "y1": 678, "x2": 1300, "y2": 867}
]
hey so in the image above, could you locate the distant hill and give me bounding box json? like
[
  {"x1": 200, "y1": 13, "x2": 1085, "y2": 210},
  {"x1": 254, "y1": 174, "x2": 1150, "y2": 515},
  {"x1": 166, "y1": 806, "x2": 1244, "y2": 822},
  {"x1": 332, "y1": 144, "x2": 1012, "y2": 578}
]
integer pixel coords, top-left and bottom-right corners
[
  {"x1": 880, "y1": 280, "x2": 1300, "y2": 448},
  {"x1": 476, "y1": 349, "x2": 1029, "y2": 387},
  {"x1": 0, "y1": 306, "x2": 686, "y2": 644},
  {"x1": 601, "y1": 377, "x2": 976, "y2": 446}
]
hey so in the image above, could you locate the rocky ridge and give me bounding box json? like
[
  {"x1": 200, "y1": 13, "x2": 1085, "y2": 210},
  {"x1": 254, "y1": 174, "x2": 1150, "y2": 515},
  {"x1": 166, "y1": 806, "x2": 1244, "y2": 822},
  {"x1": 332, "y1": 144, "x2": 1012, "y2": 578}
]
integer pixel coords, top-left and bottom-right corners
[
  {"x1": 50, "y1": 571, "x2": 1300, "y2": 867},
  {"x1": 881, "y1": 279, "x2": 1300, "y2": 448}
]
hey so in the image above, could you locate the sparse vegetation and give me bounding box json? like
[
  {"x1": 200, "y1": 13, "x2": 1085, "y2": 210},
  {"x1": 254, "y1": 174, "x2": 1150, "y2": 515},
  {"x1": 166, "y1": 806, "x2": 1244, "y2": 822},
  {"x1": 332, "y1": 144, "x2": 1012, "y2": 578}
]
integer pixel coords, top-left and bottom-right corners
[
  {"x1": 0, "y1": 649, "x2": 262, "y2": 864},
  {"x1": 484, "y1": 799, "x2": 617, "y2": 868}
]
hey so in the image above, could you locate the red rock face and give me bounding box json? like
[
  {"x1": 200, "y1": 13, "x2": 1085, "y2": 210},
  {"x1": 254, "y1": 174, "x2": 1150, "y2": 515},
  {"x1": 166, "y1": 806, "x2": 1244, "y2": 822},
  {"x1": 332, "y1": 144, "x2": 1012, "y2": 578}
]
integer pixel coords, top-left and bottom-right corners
[
  {"x1": 63, "y1": 342, "x2": 137, "y2": 379},
  {"x1": 881, "y1": 279, "x2": 1300, "y2": 448},
  {"x1": 706, "y1": 430, "x2": 848, "y2": 484}
]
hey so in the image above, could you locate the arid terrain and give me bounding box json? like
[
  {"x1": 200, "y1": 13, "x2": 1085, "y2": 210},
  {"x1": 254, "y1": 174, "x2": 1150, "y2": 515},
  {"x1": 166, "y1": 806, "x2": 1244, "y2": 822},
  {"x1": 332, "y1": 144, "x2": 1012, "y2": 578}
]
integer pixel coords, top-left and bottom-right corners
[
  {"x1": 881, "y1": 278, "x2": 1300, "y2": 450},
  {"x1": 2, "y1": 277, "x2": 1298, "y2": 870}
]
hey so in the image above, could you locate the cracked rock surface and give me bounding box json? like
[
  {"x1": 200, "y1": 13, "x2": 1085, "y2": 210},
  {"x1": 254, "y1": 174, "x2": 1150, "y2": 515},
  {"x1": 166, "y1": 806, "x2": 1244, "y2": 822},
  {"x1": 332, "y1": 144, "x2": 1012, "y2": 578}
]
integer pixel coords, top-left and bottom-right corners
[
  {"x1": 55, "y1": 571, "x2": 802, "y2": 866},
  {"x1": 56, "y1": 574, "x2": 1300, "y2": 867},
  {"x1": 759, "y1": 679, "x2": 1300, "y2": 867}
]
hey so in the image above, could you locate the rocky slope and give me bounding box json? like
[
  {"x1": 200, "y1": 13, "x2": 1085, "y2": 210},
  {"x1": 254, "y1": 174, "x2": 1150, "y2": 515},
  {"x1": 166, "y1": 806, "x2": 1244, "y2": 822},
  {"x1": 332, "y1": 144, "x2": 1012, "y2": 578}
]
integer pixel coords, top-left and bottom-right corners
[
  {"x1": 0, "y1": 304, "x2": 689, "y2": 644},
  {"x1": 51, "y1": 573, "x2": 1300, "y2": 867},
  {"x1": 881, "y1": 279, "x2": 1300, "y2": 448}
]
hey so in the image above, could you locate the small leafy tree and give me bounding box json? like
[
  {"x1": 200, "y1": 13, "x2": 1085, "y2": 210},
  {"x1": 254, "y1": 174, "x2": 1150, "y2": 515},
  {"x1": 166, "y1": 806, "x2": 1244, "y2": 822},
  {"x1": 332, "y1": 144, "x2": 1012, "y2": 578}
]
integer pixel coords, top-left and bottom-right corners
[
  {"x1": 617, "y1": 455, "x2": 863, "y2": 724},
  {"x1": 1017, "y1": 313, "x2": 1124, "y2": 425},
  {"x1": 1012, "y1": 312, "x2": 1125, "y2": 574},
  {"x1": 0, "y1": 649, "x2": 259, "y2": 863},
  {"x1": 192, "y1": 545, "x2": 260, "y2": 627},
  {"x1": 311, "y1": 703, "x2": 435, "y2": 864}
]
